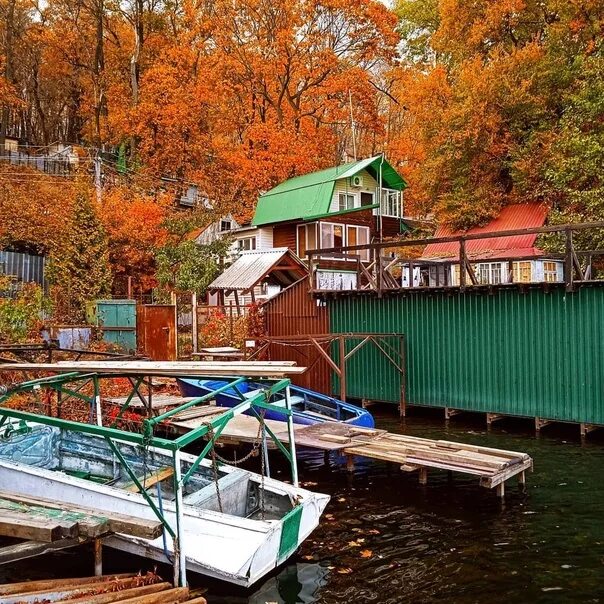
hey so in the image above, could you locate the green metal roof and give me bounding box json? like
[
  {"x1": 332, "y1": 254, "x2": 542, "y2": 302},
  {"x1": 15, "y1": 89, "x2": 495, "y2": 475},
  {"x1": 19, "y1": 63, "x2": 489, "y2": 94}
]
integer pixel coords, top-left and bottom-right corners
[{"x1": 252, "y1": 155, "x2": 407, "y2": 226}]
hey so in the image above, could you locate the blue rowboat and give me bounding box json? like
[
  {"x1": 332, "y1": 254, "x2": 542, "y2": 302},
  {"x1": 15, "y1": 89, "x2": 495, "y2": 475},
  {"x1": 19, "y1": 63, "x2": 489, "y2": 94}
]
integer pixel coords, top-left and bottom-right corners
[{"x1": 177, "y1": 378, "x2": 375, "y2": 428}]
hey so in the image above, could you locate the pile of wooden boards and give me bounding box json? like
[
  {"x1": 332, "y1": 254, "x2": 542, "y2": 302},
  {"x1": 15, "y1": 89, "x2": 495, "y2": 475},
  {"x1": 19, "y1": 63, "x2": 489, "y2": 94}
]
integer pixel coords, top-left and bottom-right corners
[
  {"x1": 0, "y1": 491, "x2": 162, "y2": 551},
  {"x1": 0, "y1": 573, "x2": 208, "y2": 603}
]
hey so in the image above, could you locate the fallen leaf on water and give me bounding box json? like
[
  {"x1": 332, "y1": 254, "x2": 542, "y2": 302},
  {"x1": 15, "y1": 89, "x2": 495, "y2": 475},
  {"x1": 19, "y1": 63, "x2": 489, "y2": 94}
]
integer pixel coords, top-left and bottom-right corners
[
  {"x1": 347, "y1": 541, "x2": 361, "y2": 547},
  {"x1": 302, "y1": 481, "x2": 318, "y2": 487},
  {"x1": 325, "y1": 514, "x2": 335, "y2": 520},
  {"x1": 337, "y1": 497, "x2": 346, "y2": 502},
  {"x1": 302, "y1": 555, "x2": 314, "y2": 560},
  {"x1": 360, "y1": 549, "x2": 373, "y2": 558},
  {"x1": 367, "y1": 529, "x2": 380, "y2": 535},
  {"x1": 337, "y1": 567, "x2": 353, "y2": 574}
]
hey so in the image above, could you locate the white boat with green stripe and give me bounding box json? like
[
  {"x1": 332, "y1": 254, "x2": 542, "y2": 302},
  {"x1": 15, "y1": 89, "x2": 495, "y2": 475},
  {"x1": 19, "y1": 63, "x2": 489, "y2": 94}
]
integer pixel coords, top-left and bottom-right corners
[
  {"x1": 0, "y1": 370, "x2": 330, "y2": 587},
  {"x1": 0, "y1": 424, "x2": 329, "y2": 586}
]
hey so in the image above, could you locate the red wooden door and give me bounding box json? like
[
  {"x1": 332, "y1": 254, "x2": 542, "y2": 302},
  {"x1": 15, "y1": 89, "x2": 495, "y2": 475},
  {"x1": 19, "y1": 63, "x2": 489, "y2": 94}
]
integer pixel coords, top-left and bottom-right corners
[{"x1": 137, "y1": 305, "x2": 177, "y2": 360}]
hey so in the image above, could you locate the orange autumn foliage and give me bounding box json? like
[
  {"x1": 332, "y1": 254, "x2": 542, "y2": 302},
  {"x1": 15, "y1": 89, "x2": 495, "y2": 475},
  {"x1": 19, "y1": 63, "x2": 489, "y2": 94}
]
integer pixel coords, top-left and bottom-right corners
[{"x1": 98, "y1": 187, "x2": 170, "y2": 290}]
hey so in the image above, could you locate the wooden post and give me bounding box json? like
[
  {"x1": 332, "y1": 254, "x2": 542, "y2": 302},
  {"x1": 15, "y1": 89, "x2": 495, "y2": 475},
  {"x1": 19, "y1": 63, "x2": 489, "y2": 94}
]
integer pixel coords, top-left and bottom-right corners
[
  {"x1": 93, "y1": 539, "x2": 103, "y2": 576},
  {"x1": 565, "y1": 228, "x2": 574, "y2": 292},
  {"x1": 191, "y1": 293, "x2": 198, "y2": 355},
  {"x1": 346, "y1": 454, "x2": 355, "y2": 472},
  {"x1": 127, "y1": 276, "x2": 133, "y2": 299},
  {"x1": 339, "y1": 335, "x2": 346, "y2": 403},
  {"x1": 172, "y1": 450, "x2": 187, "y2": 587},
  {"x1": 517, "y1": 470, "x2": 526, "y2": 488},
  {"x1": 459, "y1": 239, "x2": 467, "y2": 290},
  {"x1": 496, "y1": 481, "x2": 505, "y2": 498},
  {"x1": 399, "y1": 335, "x2": 407, "y2": 418},
  {"x1": 418, "y1": 467, "x2": 428, "y2": 485}
]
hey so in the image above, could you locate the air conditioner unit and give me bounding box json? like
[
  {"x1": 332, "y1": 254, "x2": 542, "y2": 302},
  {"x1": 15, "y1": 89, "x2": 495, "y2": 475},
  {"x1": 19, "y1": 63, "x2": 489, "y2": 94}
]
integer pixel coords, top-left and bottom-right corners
[{"x1": 349, "y1": 175, "x2": 363, "y2": 188}]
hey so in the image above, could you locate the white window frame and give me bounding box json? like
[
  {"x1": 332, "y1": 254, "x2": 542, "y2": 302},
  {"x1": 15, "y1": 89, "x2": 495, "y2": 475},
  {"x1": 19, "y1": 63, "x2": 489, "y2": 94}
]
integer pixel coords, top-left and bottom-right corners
[
  {"x1": 338, "y1": 192, "x2": 357, "y2": 211},
  {"x1": 296, "y1": 223, "x2": 318, "y2": 259},
  {"x1": 318, "y1": 221, "x2": 370, "y2": 262},
  {"x1": 236, "y1": 236, "x2": 256, "y2": 252},
  {"x1": 346, "y1": 225, "x2": 370, "y2": 262},
  {"x1": 220, "y1": 219, "x2": 232, "y2": 232},
  {"x1": 543, "y1": 260, "x2": 560, "y2": 282},
  {"x1": 378, "y1": 188, "x2": 403, "y2": 218},
  {"x1": 476, "y1": 262, "x2": 505, "y2": 285}
]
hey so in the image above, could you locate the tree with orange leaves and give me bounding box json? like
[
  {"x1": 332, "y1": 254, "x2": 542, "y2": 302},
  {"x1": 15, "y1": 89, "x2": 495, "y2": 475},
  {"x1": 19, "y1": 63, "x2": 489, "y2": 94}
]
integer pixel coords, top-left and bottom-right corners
[{"x1": 98, "y1": 186, "x2": 170, "y2": 292}]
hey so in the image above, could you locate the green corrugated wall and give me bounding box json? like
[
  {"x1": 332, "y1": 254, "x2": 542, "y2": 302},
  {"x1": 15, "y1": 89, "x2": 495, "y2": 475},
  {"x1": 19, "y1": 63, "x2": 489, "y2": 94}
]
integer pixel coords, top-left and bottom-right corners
[{"x1": 329, "y1": 286, "x2": 604, "y2": 424}]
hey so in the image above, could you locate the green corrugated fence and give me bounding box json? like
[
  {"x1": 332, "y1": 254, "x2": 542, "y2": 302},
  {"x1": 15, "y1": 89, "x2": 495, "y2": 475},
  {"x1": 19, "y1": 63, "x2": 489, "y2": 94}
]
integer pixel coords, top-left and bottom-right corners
[{"x1": 329, "y1": 286, "x2": 604, "y2": 424}]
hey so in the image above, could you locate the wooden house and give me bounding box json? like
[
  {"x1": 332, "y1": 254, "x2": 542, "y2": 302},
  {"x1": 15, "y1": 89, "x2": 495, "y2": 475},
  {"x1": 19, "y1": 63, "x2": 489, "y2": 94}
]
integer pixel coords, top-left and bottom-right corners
[
  {"x1": 192, "y1": 214, "x2": 273, "y2": 261},
  {"x1": 419, "y1": 204, "x2": 564, "y2": 287},
  {"x1": 251, "y1": 155, "x2": 410, "y2": 289}
]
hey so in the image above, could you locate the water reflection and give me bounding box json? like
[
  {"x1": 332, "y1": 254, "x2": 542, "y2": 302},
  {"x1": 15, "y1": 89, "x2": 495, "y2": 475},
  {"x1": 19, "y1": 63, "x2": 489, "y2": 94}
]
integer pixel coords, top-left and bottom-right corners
[
  {"x1": 4, "y1": 410, "x2": 604, "y2": 603},
  {"x1": 249, "y1": 563, "x2": 329, "y2": 604}
]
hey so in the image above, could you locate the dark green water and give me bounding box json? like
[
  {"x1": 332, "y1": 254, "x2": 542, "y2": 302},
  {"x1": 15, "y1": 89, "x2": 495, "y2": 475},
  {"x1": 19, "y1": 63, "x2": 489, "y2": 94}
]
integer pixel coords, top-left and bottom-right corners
[{"x1": 3, "y1": 408, "x2": 604, "y2": 603}]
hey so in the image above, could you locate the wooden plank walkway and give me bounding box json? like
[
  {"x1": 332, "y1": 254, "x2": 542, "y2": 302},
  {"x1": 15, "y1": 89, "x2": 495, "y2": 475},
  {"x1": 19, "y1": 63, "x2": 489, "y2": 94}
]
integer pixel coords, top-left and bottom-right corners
[
  {"x1": 0, "y1": 360, "x2": 305, "y2": 378},
  {"x1": 168, "y1": 409, "x2": 533, "y2": 498}
]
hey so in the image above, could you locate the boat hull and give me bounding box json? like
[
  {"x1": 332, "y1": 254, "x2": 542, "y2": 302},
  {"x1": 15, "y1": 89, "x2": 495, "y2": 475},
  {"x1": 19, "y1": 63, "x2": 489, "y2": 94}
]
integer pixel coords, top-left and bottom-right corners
[
  {"x1": 178, "y1": 378, "x2": 375, "y2": 428},
  {"x1": 0, "y1": 427, "x2": 329, "y2": 587}
]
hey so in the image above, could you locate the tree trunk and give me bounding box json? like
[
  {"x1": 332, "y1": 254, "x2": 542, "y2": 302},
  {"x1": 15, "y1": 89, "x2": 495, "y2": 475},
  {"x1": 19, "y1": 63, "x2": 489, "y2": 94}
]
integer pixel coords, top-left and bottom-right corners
[
  {"x1": 93, "y1": 0, "x2": 106, "y2": 145},
  {"x1": 1, "y1": 0, "x2": 17, "y2": 146}
]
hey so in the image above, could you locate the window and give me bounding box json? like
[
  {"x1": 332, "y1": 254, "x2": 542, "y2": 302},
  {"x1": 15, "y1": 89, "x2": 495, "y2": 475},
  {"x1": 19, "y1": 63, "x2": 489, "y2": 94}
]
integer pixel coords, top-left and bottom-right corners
[
  {"x1": 297, "y1": 224, "x2": 317, "y2": 258},
  {"x1": 220, "y1": 219, "x2": 232, "y2": 232},
  {"x1": 338, "y1": 193, "x2": 356, "y2": 211},
  {"x1": 318, "y1": 222, "x2": 369, "y2": 261},
  {"x1": 380, "y1": 189, "x2": 402, "y2": 218},
  {"x1": 513, "y1": 261, "x2": 532, "y2": 283},
  {"x1": 347, "y1": 225, "x2": 370, "y2": 261},
  {"x1": 476, "y1": 262, "x2": 504, "y2": 285},
  {"x1": 543, "y1": 261, "x2": 559, "y2": 282},
  {"x1": 237, "y1": 237, "x2": 256, "y2": 251}
]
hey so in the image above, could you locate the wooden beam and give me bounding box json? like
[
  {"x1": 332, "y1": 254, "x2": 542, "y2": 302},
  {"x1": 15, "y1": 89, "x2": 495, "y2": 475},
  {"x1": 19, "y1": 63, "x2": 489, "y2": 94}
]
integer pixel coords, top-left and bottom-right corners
[
  {"x1": 123, "y1": 467, "x2": 175, "y2": 493},
  {"x1": 0, "y1": 492, "x2": 162, "y2": 540},
  {"x1": 0, "y1": 573, "x2": 136, "y2": 596},
  {"x1": 309, "y1": 219, "x2": 604, "y2": 256},
  {"x1": 0, "y1": 511, "x2": 77, "y2": 542}
]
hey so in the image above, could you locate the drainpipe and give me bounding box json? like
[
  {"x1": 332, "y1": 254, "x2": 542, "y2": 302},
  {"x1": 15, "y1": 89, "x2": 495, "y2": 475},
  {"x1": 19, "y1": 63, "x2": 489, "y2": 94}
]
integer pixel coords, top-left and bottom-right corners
[{"x1": 378, "y1": 153, "x2": 384, "y2": 243}]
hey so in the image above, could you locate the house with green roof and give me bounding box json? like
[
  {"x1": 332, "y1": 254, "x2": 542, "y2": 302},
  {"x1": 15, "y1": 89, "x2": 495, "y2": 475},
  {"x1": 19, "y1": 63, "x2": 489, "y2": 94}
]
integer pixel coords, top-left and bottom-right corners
[
  {"x1": 251, "y1": 155, "x2": 409, "y2": 287},
  {"x1": 196, "y1": 156, "x2": 410, "y2": 293}
]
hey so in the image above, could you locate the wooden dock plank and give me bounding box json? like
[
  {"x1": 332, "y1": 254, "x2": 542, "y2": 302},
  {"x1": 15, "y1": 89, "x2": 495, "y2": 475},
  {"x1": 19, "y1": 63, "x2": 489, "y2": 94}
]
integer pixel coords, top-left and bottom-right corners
[
  {"x1": 0, "y1": 361, "x2": 306, "y2": 378},
  {"x1": 168, "y1": 407, "x2": 532, "y2": 495}
]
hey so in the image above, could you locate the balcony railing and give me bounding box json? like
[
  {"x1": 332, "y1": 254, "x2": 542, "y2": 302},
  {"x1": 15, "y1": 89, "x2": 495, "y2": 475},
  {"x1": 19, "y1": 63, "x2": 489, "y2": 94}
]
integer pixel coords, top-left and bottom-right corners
[{"x1": 307, "y1": 221, "x2": 604, "y2": 294}]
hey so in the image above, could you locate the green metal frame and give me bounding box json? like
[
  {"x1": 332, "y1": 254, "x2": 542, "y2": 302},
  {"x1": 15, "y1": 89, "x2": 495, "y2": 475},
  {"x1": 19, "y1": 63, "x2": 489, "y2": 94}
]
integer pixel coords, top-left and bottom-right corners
[{"x1": 0, "y1": 371, "x2": 300, "y2": 587}]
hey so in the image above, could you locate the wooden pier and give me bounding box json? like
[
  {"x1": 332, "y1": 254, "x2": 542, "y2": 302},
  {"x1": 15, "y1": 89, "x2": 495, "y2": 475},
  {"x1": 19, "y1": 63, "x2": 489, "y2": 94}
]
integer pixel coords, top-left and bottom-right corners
[{"x1": 167, "y1": 401, "x2": 532, "y2": 498}]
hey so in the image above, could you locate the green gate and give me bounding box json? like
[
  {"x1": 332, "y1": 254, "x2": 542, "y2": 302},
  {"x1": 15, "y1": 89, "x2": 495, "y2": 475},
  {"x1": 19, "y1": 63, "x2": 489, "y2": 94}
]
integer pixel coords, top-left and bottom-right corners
[{"x1": 95, "y1": 300, "x2": 137, "y2": 352}]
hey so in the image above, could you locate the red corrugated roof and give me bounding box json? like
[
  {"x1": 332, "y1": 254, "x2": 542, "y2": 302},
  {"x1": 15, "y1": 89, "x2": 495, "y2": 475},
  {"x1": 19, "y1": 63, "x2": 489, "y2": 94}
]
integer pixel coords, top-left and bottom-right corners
[{"x1": 422, "y1": 203, "x2": 549, "y2": 260}]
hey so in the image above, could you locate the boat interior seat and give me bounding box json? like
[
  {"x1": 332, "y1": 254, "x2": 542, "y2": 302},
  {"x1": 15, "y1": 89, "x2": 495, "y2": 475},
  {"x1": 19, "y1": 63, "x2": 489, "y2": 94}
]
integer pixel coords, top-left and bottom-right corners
[
  {"x1": 183, "y1": 469, "x2": 248, "y2": 507},
  {"x1": 242, "y1": 389, "x2": 305, "y2": 409}
]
